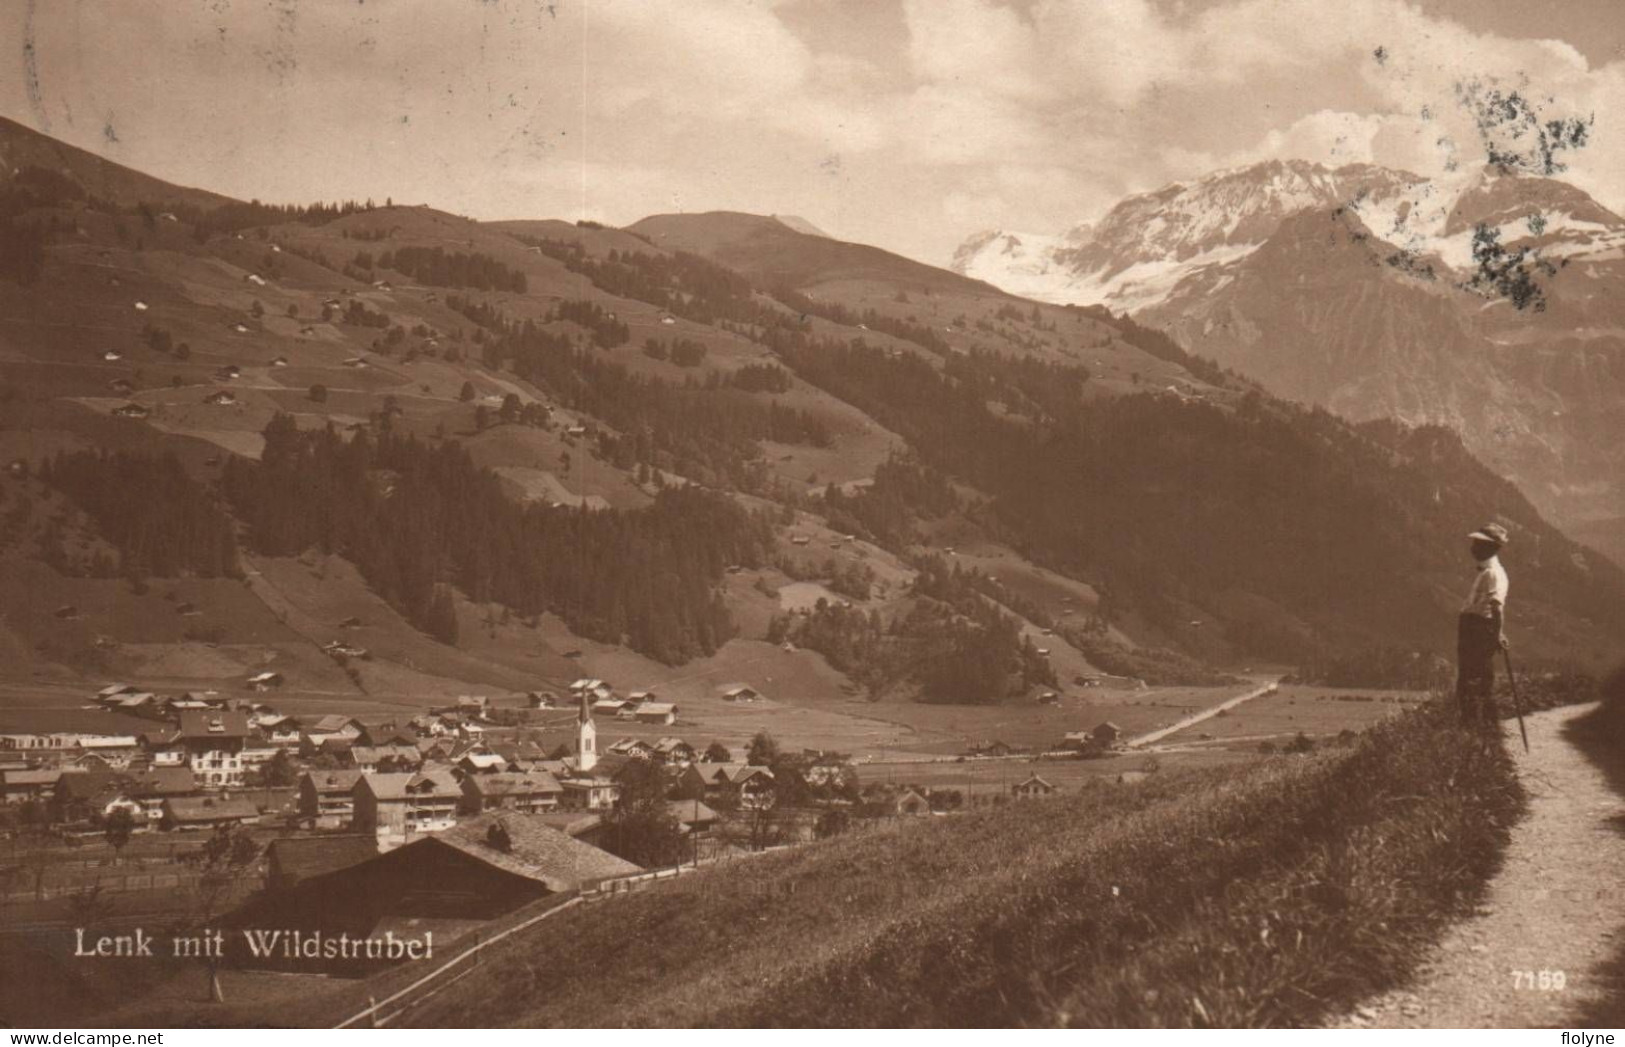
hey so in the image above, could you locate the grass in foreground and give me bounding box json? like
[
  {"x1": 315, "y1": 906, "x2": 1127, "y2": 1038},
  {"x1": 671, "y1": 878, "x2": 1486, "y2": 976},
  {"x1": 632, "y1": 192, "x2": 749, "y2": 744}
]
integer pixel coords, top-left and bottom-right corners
[
  {"x1": 387, "y1": 698, "x2": 1521, "y2": 1028},
  {"x1": 1570, "y1": 664, "x2": 1625, "y2": 1029}
]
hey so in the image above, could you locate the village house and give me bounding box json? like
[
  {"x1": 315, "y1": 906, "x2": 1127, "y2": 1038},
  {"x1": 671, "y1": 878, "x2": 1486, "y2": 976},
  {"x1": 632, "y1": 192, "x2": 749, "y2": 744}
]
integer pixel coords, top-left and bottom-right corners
[
  {"x1": 607, "y1": 737, "x2": 655, "y2": 759},
  {"x1": 460, "y1": 771, "x2": 564, "y2": 815},
  {"x1": 721, "y1": 685, "x2": 762, "y2": 703},
  {"x1": 175, "y1": 709, "x2": 250, "y2": 787},
  {"x1": 634, "y1": 702, "x2": 678, "y2": 726},
  {"x1": 306, "y1": 714, "x2": 366, "y2": 742},
  {"x1": 680, "y1": 763, "x2": 776, "y2": 810},
  {"x1": 264, "y1": 834, "x2": 379, "y2": 892},
  {"x1": 255, "y1": 715, "x2": 302, "y2": 748},
  {"x1": 162, "y1": 795, "x2": 261, "y2": 831},
  {"x1": 239, "y1": 812, "x2": 641, "y2": 972},
  {"x1": 352, "y1": 768, "x2": 461, "y2": 850},
  {"x1": 453, "y1": 741, "x2": 507, "y2": 775},
  {"x1": 139, "y1": 727, "x2": 186, "y2": 767},
  {"x1": 1, "y1": 768, "x2": 63, "y2": 805},
  {"x1": 651, "y1": 737, "x2": 697, "y2": 767},
  {"x1": 240, "y1": 731, "x2": 279, "y2": 770},
  {"x1": 1091, "y1": 722, "x2": 1122, "y2": 748},
  {"x1": 112, "y1": 403, "x2": 149, "y2": 419},
  {"x1": 70, "y1": 767, "x2": 203, "y2": 826},
  {"x1": 298, "y1": 769, "x2": 364, "y2": 829},
  {"x1": 1011, "y1": 774, "x2": 1058, "y2": 800},
  {"x1": 0, "y1": 711, "x2": 148, "y2": 766},
  {"x1": 348, "y1": 744, "x2": 423, "y2": 774}
]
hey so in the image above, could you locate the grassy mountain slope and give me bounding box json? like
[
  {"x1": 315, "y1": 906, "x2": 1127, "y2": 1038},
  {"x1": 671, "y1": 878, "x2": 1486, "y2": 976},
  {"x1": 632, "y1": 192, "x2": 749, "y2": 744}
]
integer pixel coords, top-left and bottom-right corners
[{"x1": 0, "y1": 118, "x2": 1621, "y2": 712}]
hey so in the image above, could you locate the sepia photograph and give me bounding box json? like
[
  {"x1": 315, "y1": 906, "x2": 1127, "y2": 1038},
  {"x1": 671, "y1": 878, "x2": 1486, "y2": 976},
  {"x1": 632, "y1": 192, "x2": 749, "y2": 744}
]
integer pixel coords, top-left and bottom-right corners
[{"x1": 0, "y1": 0, "x2": 1623, "y2": 1034}]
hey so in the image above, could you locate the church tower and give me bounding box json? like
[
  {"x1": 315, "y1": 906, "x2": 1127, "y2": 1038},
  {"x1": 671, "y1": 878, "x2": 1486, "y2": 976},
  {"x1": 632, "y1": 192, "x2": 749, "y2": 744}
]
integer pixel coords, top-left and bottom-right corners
[{"x1": 576, "y1": 690, "x2": 597, "y2": 772}]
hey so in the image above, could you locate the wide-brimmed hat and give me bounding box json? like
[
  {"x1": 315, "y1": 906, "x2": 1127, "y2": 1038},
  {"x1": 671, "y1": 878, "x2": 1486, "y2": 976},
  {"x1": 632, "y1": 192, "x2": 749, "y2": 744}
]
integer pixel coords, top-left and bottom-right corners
[{"x1": 1468, "y1": 523, "x2": 1509, "y2": 547}]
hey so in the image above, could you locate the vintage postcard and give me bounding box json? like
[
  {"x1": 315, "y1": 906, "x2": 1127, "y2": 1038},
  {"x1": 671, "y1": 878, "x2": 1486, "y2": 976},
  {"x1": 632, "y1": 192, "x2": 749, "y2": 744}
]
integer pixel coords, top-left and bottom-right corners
[{"x1": 0, "y1": 0, "x2": 1622, "y2": 1033}]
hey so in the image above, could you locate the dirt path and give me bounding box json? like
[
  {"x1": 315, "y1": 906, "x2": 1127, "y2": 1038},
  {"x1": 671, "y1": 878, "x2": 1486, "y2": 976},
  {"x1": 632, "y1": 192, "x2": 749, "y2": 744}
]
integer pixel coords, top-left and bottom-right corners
[
  {"x1": 1341, "y1": 703, "x2": 1625, "y2": 1028},
  {"x1": 1126, "y1": 678, "x2": 1280, "y2": 749}
]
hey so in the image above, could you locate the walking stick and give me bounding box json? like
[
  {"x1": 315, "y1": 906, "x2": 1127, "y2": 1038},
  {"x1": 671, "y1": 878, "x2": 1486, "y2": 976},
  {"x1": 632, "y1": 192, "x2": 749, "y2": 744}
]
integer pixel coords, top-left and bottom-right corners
[{"x1": 1501, "y1": 645, "x2": 1530, "y2": 752}]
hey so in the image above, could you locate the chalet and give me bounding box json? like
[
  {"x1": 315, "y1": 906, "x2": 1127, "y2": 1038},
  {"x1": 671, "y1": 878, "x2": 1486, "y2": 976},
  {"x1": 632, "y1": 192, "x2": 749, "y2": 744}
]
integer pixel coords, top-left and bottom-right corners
[
  {"x1": 133, "y1": 300, "x2": 148, "y2": 311},
  {"x1": 969, "y1": 740, "x2": 1014, "y2": 758},
  {"x1": 614, "y1": 703, "x2": 641, "y2": 721},
  {"x1": 592, "y1": 698, "x2": 631, "y2": 717},
  {"x1": 140, "y1": 728, "x2": 186, "y2": 767},
  {"x1": 247, "y1": 671, "x2": 284, "y2": 692},
  {"x1": 343, "y1": 357, "x2": 369, "y2": 369},
  {"x1": 0, "y1": 712, "x2": 142, "y2": 757},
  {"x1": 230, "y1": 323, "x2": 250, "y2": 334},
  {"x1": 556, "y1": 776, "x2": 619, "y2": 811},
  {"x1": 203, "y1": 389, "x2": 238, "y2": 405},
  {"x1": 571, "y1": 678, "x2": 613, "y2": 700},
  {"x1": 460, "y1": 771, "x2": 563, "y2": 815},
  {"x1": 162, "y1": 795, "x2": 260, "y2": 830},
  {"x1": 123, "y1": 767, "x2": 200, "y2": 824},
  {"x1": 176, "y1": 709, "x2": 250, "y2": 787},
  {"x1": 270, "y1": 355, "x2": 290, "y2": 367},
  {"x1": 454, "y1": 743, "x2": 507, "y2": 775},
  {"x1": 298, "y1": 769, "x2": 364, "y2": 829},
  {"x1": 367, "y1": 725, "x2": 421, "y2": 748},
  {"x1": 112, "y1": 403, "x2": 150, "y2": 419},
  {"x1": 353, "y1": 769, "x2": 461, "y2": 851},
  {"x1": 895, "y1": 789, "x2": 932, "y2": 816},
  {"x1": 102, "y1": 350, "x2": 123, "y2": 362},
  {"x1": 681, "y1": 763, "x2": 776, "y2": 810},
  {"x1": 265, "y1": 834, "x2": 378, "y2": 892},
  {"x1": 1011, "y1": 774, "x2": 1057, "y2": 800},
  {"x1": 409, "y1": 714, "x2": 449, "y2": 738},
  {"x1": 348, "y1": 744, "x2": 422, "y2": 774},
  {"x1": 526, "y1": 691, "x2": 557, "y2": 710},
  {"x1": 651, "y1": 737, "x2": 696, "y2": 766},
  {"x1": 95, "y1": 683, "x2": 138, "y2": 702},
  {"x1": 1091, "y1": 722, "x2": 1122, "y2": 747},
  {"x1": 239, "y1": 813, "x2": 640, "y2": 970},
  {"x1": 721, "y1": 685, "x2": 762, "y2": 703},
  {"x1": 239, "y1": 732, "x2": 279, "y2": 768},
  {"x1": 257, "y1": 716, "x2": 302, "y2": 748},
  {"x1": 607, "y1": 738, "x2": 655, "y2": 759},
  {"x1": 217, "y1": 364, "x2": 242, "y2": 379},
  {"x1": 306, "y1": 714, "x2": 365, "y2": 741},
  {"x1": 1, "y1": 768, "x2": 63, "y2": 805},
  {"x1": 626, "y1": 689, "x2": 659, "y2": 703},
  {"x1": 634, "y1": 703, "x2": 678, "y2": 726},
  {"x1": 53, "y1": 771, "x2": 129, "y2": 823}
]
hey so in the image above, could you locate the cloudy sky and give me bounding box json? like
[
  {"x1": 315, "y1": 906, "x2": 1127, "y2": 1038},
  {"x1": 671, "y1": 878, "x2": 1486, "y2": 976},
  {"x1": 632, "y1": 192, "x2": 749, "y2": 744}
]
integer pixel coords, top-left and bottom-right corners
[{"x1": 2, "y1": 0, "x2": 1622, "y2": 264}]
